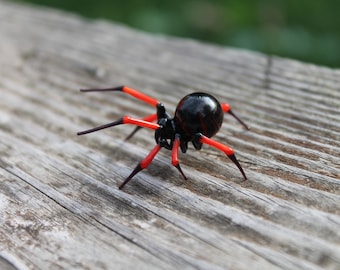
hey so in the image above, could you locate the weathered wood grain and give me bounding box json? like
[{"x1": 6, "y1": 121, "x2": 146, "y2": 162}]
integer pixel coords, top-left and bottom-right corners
[{"x1": 0, "y1": 1, "x2": 339, "y2": 269}]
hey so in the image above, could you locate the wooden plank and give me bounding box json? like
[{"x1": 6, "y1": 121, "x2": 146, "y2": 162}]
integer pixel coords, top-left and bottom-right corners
[{"x1": 0, "y1": 1, "x2": 339, "y2": 269}]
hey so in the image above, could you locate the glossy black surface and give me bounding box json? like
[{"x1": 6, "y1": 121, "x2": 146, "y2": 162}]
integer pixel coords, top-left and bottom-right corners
[{"x1": 174, "y1": 93, "x2": 224, "y2": 141}]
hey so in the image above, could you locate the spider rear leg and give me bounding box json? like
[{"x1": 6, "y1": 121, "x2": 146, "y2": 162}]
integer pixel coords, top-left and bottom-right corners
[
  {"x1": 80, "y1": 85, "x2": 160, "y2": 107},
  {"x1": 196, "y1": 133, "x2": 247, "y2": 181},
  {"x1": 77, "y1": 116, "x2": 159, "y2": 135},
  {"x1": 171, "y1": 134, "x2": 187, "y2": 180},
  {"x1": 119, "y1": 144, "x2": 161, "y2": 189},
  {"x1": 221, "y1": 103, "x2": 249, "y2": 130}
]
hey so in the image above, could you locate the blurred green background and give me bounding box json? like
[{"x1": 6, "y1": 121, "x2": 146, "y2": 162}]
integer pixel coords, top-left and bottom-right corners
[{"x1": 15, "y1": 0, "x2": 340, "y2": 67}]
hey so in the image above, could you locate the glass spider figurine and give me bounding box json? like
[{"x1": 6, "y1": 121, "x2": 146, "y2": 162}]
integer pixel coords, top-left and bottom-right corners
[{"x1": 77, "y1": 86, "x2": 249, "y2": 189}]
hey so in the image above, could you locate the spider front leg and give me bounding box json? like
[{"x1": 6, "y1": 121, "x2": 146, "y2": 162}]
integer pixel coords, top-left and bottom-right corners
[
  {"x1": 120, "y1": 134, "x2": 188, "y2": 189},
  {"x1": 221, "y1": 103, "x2": 249, "y2": 130},
  {"x1": 119, "y1": 144, "x2": 161, "y2": 189},
  {"x1": 80, "y1": 85, "x2": 160, "y2": 107},
  {"x1": 125, "y1": 102, "x2": 170, "y2": 141},
  {"x1": 196, "y1": 133, "x2": 247, "y2": 181},
  {"x1": 171, "y1": 134, "x2": 187, "y2": 180},
  {"x1": 77, "y1": 116, "x2": 159, "y2": 135},
  {"x1": 124, "y1": 113, "x2": 158, "y2": 141}
]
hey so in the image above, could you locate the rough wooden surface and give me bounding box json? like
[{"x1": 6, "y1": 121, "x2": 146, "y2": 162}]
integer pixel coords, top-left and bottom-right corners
[{"x1": 0, "y1": 1, "x2": 340, "y2": 269}]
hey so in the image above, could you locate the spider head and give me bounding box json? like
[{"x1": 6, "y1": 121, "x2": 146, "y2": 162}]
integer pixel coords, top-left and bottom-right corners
[
  {"x1": 155, "y1": 117, "x2": 176, "y2": 150},
  {"x1": 154, "y1": 104, "x2": 176, "y2": 150}
]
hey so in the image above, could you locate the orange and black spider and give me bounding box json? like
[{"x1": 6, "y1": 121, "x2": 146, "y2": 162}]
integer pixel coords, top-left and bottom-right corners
[{"x1": 77, "y1": 86, "x2": 249, "y2": 189}]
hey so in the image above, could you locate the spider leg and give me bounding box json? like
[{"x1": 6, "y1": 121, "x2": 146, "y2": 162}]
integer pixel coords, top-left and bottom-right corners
[
  {"x1": 171, "y1": 134, "x2": 187, "y2": 180},
  {"x1": 221, "y1": 103, "x2": 249, "y2": 130},
  {"x1": 196, "y1": 133, "x2": 247, "y2": 181},
  {"x1": 80, "y1": 85, "x2": 160, "y2": 107},
  {"x1": 77, "y1": 116, "x2": 159, "y2": 135},
  {"x1": 119, "y1": 144, "x2": 162, "y2": 189},
  {"x1": 125, "y1": 113, "x2": 158, "y2": 141}
]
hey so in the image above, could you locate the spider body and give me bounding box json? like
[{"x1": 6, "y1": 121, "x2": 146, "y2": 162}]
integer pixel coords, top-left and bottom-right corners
[
  {"x1": 174, "y1": 93, "x2": 224, "y2": 151},
  {"x1": 77, "y1": 86, "x2": 249, "y2": 189}
]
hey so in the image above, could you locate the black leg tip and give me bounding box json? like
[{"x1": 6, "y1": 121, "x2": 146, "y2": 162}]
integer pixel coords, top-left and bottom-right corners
[{"x1": 228, "y1": 154, "x2": 247, "y2": 181}]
